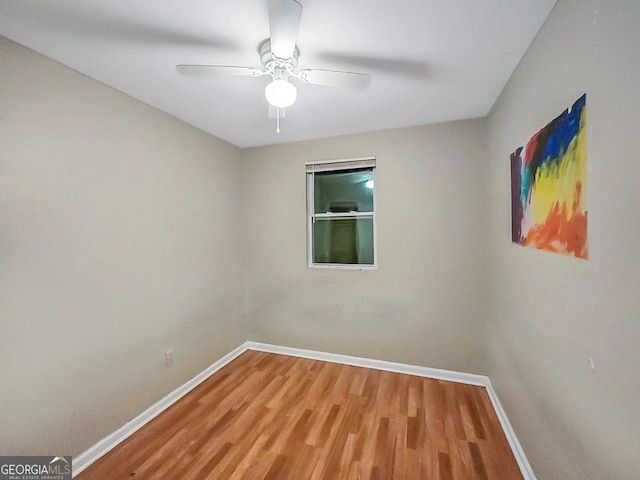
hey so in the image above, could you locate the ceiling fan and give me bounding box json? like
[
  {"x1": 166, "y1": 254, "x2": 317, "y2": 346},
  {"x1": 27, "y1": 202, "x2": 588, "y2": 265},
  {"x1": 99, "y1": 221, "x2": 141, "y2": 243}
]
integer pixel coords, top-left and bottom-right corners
[{"x1": 176, "y1": 0, "x2": 371, "y2": 132}]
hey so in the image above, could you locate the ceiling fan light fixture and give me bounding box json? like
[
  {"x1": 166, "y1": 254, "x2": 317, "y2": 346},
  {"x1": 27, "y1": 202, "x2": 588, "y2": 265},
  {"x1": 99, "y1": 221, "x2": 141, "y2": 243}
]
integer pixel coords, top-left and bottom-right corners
[{"x1": 265, "y1": 78, "x2": 297, "y2": 108}]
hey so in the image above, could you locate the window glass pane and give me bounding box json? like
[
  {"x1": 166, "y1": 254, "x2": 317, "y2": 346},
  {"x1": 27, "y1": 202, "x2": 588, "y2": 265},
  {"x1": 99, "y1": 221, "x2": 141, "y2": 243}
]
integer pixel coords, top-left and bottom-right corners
[
  {"x1": 312, "y1": 216, "x2": 374, "y2": 265},
  {"x1": 313, "y1": 168, "x2": 374, "y2": 214}
]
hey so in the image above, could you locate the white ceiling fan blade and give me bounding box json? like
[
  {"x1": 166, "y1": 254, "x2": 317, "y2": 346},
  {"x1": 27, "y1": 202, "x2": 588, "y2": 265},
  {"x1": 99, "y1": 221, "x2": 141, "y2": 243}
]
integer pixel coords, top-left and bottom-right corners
[
  {"x1": 176, "y1": 65, "x2": 263, "y2": 77},
  {"x1": 268, "y1": 0, "x2": 303, "y2": 59},
  {"x1": 297, "y1": 69, "x2": 372, "y2": 89}
]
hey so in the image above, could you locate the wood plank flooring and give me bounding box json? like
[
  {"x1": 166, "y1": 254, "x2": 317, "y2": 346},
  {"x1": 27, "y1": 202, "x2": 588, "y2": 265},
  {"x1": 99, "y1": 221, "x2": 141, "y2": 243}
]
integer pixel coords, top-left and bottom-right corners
[{"x1": 75, "y1": 351, "x2": 523, "y2": 479}]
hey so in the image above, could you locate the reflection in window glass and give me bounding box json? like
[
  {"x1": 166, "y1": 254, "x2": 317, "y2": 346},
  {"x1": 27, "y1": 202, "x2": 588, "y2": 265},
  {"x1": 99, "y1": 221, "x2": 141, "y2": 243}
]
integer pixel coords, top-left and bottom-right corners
[
  {"x1": 314, "y1": 169, "x2": 374, "y2": 214},
  {"x1": 313, "y1": 217, "x2": 374, "y2": 264}
]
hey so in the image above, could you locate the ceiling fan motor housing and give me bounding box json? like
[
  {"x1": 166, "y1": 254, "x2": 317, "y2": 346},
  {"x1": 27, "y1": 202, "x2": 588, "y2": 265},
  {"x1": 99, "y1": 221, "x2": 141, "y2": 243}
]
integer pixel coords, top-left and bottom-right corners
[{"x1": 259, "y1": 38, "x2": 299, "y2": 74}]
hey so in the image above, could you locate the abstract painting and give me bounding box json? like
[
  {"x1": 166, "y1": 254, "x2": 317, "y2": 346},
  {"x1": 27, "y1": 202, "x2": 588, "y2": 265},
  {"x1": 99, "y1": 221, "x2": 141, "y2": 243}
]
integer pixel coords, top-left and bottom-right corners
[{"x1": 510, "y1": 94, "x2": 587, "y2": 259}]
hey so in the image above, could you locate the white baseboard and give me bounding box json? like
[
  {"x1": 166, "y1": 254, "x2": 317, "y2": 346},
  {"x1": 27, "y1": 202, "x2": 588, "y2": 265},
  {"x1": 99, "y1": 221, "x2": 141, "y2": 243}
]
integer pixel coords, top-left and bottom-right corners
[
  {"x1": 246, "y1": 341, "x2": 489, "y2": 386},
  {"x1": 484, "y1": 379, "x2": 537, "y2": 480},
  {"x1": 72, "y1": 343, "x2": 249, "y2": 476},
  {"x1": 73, "y1": 341, "x2": 536, "y2": 480}
]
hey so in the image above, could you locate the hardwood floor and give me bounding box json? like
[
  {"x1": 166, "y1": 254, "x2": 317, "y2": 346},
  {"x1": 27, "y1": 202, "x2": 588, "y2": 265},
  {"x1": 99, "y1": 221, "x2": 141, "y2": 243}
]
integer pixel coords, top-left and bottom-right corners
[{"x1": 75, "y1": 351, "x2": 523, "y2": 479}]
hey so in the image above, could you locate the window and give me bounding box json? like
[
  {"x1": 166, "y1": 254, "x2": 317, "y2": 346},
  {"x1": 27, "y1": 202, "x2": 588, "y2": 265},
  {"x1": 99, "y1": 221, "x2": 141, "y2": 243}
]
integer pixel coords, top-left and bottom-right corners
[{"x1": 306, "y1": 157, "x2": 376, "y2": 269}]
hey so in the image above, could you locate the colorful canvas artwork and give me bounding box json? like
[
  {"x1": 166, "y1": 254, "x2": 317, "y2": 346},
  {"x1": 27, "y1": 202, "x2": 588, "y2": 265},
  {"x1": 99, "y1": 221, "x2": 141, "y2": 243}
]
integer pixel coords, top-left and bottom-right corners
[{"x1": 510, "y1": 94, "x2": 588, "y2": 259}]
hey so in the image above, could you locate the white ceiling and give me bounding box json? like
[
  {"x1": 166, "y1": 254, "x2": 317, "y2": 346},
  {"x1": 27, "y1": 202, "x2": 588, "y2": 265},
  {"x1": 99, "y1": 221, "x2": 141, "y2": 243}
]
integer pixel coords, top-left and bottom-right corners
[{"x1": 0, "y1": 0, "x2": 557, "y2": 148}]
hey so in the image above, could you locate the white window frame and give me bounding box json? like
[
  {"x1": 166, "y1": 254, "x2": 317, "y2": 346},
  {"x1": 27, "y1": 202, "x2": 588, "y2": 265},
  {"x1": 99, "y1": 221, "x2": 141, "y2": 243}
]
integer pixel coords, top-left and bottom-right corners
[{"x1": 306, "y1": 156, "x2": 377, "y2": 270}]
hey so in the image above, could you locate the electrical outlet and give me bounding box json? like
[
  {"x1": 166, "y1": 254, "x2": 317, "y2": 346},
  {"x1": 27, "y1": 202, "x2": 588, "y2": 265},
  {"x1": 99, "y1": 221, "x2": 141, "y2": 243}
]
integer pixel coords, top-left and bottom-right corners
[
  {"x1": 165, "y1": 349, "x2": 174, "y2": 367},
  {"x1": 587, "y1": 357, "x2": 595, "y2": 371}
]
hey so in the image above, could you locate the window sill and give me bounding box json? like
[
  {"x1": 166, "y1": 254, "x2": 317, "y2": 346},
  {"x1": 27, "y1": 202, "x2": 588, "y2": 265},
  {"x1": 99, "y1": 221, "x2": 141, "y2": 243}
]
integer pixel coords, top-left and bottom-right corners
[{"x1": 308, "y1": 263, "x2": 377, "y2": 271}]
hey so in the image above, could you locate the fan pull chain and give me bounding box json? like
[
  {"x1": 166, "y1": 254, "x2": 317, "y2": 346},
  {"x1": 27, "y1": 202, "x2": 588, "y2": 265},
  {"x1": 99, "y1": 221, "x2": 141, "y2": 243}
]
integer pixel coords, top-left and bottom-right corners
[{"x1": 276, "y1": 108, "x2": 281, "y2": 133}]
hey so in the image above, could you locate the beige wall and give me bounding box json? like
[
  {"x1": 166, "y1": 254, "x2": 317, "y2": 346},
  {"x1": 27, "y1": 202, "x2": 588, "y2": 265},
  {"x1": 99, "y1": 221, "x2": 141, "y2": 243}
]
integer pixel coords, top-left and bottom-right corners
[
  {"x1": 242, "y1": 121, "x2": 489, "y2": 373},
  {"x1": 485, "y1": 1, "x2": 640, "y2": 479},
  {"x1": 0, "y1": 38, "x2": 246, "y2": 456}
]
